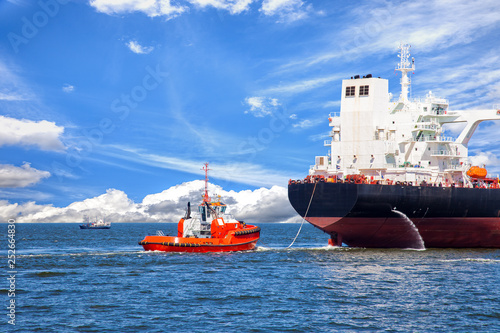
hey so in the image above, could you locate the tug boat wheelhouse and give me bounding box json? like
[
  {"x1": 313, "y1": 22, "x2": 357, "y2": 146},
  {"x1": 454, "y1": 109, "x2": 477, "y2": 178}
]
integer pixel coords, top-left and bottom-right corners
[
  {"x1": 288, "y1": 44, "x2": 500, "y2": 249},
  {"x1": 139, "y1": 163, "x2": 260, "y2": 253}
]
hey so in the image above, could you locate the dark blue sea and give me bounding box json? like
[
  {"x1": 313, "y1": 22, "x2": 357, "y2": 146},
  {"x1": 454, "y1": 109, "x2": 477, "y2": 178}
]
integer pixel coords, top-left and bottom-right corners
[{"x1": 2, "y1": 223, "x2": 500, "y2": 332}]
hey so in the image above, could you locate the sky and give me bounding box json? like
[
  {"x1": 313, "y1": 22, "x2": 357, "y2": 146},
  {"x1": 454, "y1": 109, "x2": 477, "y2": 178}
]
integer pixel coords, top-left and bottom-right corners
[{"x1": 1, "y1": 0, "x2": 500, "y2": 223}]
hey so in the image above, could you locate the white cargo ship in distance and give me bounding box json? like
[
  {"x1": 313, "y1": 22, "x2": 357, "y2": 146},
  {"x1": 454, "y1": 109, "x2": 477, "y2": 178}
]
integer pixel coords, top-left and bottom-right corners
[{"x1": 288, "y1": 44, "x2": 500, "y2": 248}]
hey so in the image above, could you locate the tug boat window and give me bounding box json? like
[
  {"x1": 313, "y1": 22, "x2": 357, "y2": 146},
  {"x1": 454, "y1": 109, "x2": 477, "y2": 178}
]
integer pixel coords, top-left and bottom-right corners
[{"x1": 200, "y1": 206, "x2": 207, "y2": 221}]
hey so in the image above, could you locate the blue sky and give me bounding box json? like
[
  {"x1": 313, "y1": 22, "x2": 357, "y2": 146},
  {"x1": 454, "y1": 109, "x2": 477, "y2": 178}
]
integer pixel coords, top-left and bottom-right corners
[{"x1": 1, "y1": 0, "x2": 500, "y2": 222}]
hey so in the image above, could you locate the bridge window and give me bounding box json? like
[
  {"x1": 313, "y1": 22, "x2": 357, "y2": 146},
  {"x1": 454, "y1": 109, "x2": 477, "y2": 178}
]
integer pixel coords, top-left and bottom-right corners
[
  {"x1": 345, "y1": 86, "x2": 355, "y2": 97},
  {"x1": 359, "y1": 85, "x2": 369, "y2": 96}
]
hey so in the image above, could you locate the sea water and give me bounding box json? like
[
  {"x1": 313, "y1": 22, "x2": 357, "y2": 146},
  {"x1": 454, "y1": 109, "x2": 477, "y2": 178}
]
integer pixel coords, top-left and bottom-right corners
[{"x1": 2, "y1": 223, "x2": 499, "y2": 332}]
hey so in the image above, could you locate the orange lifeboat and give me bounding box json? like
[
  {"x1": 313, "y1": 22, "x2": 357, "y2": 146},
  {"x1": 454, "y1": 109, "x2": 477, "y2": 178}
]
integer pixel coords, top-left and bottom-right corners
[
  {"x1": 138, "y1": 163, "x2": 260, "y2": 253},
  {"x1": 466, "y1": 166, "x2": 487, "y2": 179}
]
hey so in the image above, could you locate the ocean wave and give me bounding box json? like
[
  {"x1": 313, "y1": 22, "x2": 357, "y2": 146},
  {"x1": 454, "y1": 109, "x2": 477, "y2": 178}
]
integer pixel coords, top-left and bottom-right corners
[
  {"x1": 16, "y1": 250, "x2": 145, "y2": 258},
  {"x1": 440, "y1": 258, "x2": 500, "y2": 263}
]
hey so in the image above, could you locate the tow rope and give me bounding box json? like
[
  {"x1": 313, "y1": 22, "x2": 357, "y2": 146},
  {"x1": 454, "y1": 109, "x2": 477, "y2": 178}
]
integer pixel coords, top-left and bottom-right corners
[{"x1": 287, "y1": 181, "x2": 317, "y2": 248}]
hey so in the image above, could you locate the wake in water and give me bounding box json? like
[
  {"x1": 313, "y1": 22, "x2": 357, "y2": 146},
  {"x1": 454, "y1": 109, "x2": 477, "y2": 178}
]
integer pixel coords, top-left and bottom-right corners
[
  {"x1": 392, "y1": 209, "x2": 426, "y2": 250},
  {"x1": 255, "y1": 245, "x2": 355, "y2": 252}
]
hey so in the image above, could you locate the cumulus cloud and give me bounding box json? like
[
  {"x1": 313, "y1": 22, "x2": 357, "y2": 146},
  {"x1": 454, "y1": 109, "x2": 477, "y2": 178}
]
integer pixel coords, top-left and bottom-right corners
[
  {"x1": 0, "y1": 180, "x2": 300, "y2": 223},
  {"x1": 244, "y1": 96, "x2": 281, "y2": 117},
  {"x1": 469, "y1": 151, "x2": 500, "y2": 169},
  {"x1": 0, "y1": 115, "x2": 65, "y2": 151},
  {"x1": 188, "y1": 0, "x2": 253, "y2": 14},
  {"x1": 126, "y1": 40, "x2": 154, "y2": 54},
  {"x1": 0, "y1": 163, "x2": 50, "y2": 188},
  {"x1": 90, "y1": 0, "x2": 187, "y2": 19},
  {"x1": 90, "y1": 0, "x2": 313, "y2": 21}
]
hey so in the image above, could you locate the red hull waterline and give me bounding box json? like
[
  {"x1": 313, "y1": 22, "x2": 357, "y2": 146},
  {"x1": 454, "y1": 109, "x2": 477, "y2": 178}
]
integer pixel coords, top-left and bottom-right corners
[{"x1": 308, "y1": 217, "x2": 500, "y2": 248}]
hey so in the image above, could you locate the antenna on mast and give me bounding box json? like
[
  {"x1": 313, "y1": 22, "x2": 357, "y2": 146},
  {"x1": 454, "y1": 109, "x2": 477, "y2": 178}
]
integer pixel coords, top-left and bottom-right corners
[
  {"x1": 202, "y1": 162, "x2": 211, "y2": 203},
  {"x1": 395, "y1": 42, "x2": 415, "y2": 103}
]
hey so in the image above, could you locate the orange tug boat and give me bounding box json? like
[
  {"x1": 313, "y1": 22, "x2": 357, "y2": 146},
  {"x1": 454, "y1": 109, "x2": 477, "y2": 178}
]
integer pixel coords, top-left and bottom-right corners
[{"x1": 139, "y1": 163, "x2": 260, "y2": 253}]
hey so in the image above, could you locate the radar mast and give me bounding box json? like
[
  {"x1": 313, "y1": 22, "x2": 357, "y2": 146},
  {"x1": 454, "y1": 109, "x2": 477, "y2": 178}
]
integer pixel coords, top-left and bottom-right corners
[
  {"x1": 396, "y1": 43, "x2": 415, "y2": 102},
  {"x1": 202, "y1": 162, "x2": 211, "y2": 203}
]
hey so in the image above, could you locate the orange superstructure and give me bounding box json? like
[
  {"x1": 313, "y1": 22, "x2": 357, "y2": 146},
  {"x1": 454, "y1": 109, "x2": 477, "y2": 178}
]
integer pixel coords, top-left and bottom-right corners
[{"x1": 139, "y1": 163, "x2": 260, "y2": 253}]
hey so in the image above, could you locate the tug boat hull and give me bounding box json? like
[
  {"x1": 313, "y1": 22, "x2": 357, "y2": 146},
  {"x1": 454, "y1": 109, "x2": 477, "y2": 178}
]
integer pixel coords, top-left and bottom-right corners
[
  {"x1": 288, "y1": 182, "x2": 500, "y2": 248},
  {"x1": 139, "y1": 226, "x2": 260, "y2": 253}
]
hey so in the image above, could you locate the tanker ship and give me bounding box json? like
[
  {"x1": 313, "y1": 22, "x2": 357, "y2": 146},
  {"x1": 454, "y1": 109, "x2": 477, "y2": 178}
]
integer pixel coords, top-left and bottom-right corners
[{"x1": 288, "y1": 44, "x2": 500, "y2": 248}]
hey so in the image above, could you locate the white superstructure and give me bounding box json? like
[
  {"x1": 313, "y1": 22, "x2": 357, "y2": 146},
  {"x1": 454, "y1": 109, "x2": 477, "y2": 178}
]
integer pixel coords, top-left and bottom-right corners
[{"x1": 311, "y1": 43, "x2": 500, "y2": 186}]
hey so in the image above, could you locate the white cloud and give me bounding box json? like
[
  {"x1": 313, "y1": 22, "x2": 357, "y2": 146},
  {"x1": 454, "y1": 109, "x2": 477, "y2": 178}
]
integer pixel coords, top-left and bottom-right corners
[
  {"x1": 244, "y1": 96, "x2": 281, "y2": 117},
  {"x1": 62, "y1": 84, "x2": 74, "y2": 93},
  {"x1": 0, "y1": 92, "x2": 25, "y2": 101},
  {"x1": 90, "y1": 0, "x2": 187, "y2": 19},
  {"x1": 0, "y1": 180, "x2": 300, "y2": 223},
  {"x1": 89, "y1": 0, "x2": 314, "y2": 21},
  {"x1": 469, "y1": 151, "x2": 500, "y2": 170},
  {"x1": 187, "y1": 0, "x2": 253, "y2": 14},
  {"x1": 260, "y1": 0, "x2": 312, "y2": 22},
  {"x1": 341, "y1": 0, "x2": 500, "y2": 59},
  {"x1": 0, "y1": 163, "x2": 50, "y2": 188},
  {"x1": 100, "y1": 145, "x2": 298, "y2": 187},
  {"x1": 291, "y1": 117, "x2": 323, "y2": 129},
  {"x1": 126, "y1": 40, "x2": 154, "y2": 54},
  {"x1": 0, "y1": 61, "x2": 33, "y2": 102},
  {"x1": 277, "y1": 0, "x2": 500, "y2": 70},
  {"x1": 260, "y1": 74, "x2": 343, "y2": 95},
  {"x1": 0, "y1": 115, "x2": 65, "y2": 151},
  {"x1": 414, "y1": 53, "x2": 500, "y2": 109},
  {"x1": 292, "y1": 119, "x2": 311, "y2": 128}
]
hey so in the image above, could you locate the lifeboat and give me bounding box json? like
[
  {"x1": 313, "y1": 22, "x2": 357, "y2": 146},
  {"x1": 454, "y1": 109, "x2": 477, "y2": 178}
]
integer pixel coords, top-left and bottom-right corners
[
  {"x1": 467, "y1": 166, "x2": 487, "y2": 179},
  {"x1": 139, "y1": 163, "x2": 260, "y2": 253}
]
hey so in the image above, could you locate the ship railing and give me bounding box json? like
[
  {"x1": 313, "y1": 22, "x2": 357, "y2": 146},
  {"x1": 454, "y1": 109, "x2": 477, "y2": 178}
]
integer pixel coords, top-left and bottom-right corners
[
  {"x1": 444, "y1": 164, "x2": 464, "y2": 170},
  {"x1": 414, "y1": 135, "x2": 454, "y2": 142},
  {"x1": 431, "y1": 150, "x2": 457, "y2": 156},
  {"x1": 324, "y1": 139, "x2": 332, "y2": 146},
  {"x1": 412, "y1": 123, "x2": 439, "y2": 131},
  {"x1": 329, "y1": 112, "x2": 340, "y2": 118},
  {"x1": 391, "y1": 97, "x2": 449, "y2": 105}
]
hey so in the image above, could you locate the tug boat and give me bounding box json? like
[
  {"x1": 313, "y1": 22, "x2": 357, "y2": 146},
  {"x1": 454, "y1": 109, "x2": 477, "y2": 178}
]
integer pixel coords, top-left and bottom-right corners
[
  {"x1": 79, "y1": 216, "x2": 111, "y2": 229},
  {"x1": 288, "y1": 44, "x2": 500, "y2": 248},
  {"x1": 139, "y1": 163, "x2": 260, "y2": 253}
]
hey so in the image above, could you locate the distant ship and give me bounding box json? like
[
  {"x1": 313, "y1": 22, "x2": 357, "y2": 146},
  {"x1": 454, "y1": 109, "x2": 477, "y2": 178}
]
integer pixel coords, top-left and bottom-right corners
[
  {"x1": 288, "y1": 44, "x2": 500, "y2": 248},
  {"x1": 79, "y1": 216, "x2": 111, "y2": 229},
  {"x1": 139, "y1": 163, "x2": 260, "y2": 253}
]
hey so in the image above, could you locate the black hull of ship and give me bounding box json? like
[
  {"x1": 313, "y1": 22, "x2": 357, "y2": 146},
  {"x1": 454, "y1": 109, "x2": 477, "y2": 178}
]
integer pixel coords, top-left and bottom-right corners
[{"x1": 288, "y1": 182, "x2": 500, "y2": 248}]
